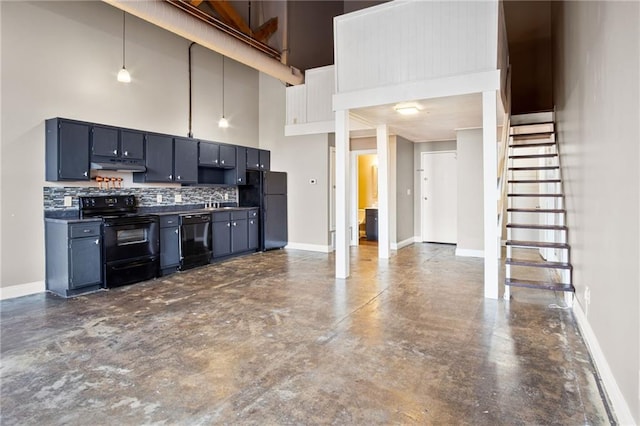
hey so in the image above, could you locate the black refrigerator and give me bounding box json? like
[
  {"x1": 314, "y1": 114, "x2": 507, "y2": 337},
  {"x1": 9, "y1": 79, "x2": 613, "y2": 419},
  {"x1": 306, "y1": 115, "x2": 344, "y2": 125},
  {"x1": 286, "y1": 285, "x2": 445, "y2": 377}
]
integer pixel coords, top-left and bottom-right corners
[{"x1": 239, "y1": 171, "x2": 287, "y2": 251}]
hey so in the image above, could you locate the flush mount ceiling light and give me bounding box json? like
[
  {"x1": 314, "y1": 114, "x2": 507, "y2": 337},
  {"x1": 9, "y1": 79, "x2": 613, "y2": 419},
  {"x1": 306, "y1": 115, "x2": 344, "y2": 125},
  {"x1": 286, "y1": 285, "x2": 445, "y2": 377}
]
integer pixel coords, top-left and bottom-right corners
[
  {"x1": 117, "y1": 10, "x2": 131, "y2": 83},
  {"x1": 218, "y1": 56, "x2": 229, "y2": 128},
  {"x1": 394, "y1": 103, "x2": 420, "y2": 115}
]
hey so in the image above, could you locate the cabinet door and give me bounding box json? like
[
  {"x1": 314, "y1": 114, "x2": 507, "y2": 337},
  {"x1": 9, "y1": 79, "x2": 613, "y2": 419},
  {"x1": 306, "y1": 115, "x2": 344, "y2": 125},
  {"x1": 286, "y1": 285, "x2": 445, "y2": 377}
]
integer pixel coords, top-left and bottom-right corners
[
  {"x1": 235, "y1": 147, "x2": 247, "y2": 184},
  {"x1": 231, "y1": 219, "x2": 249, "y2": 253},
  {"x1": 174, "y1": 138, "x2": 198, "y2": 183},
  {"x1": 121, "y1": 130, "x2": 145, "y2": 160},
  {"x1": 219, "y1": 145, "x2": 236, "y2": 168},
  {"x1": 160, "y1": 227, "x2": 180, "y2": 268},
  {"x1": 259, "y1": 149, "x2": 271, "y2": 171},
  {"x1": 58, "y1": 121, "x2": 90, "y2": 180},
  {"x1": 144, "y1": 134, "x2": 173, "y2": 182},
  {"x1": 199, "y1": 142, "x2": 219, "y2": 166},
  {"x1": 212, "y1": 221, "x2": 232, "y2": 257},
  {"x1": 91, "y1": 125, "x2": 119, "y2": 158},
  {"x1": 246, "y1": 148, "x2": 260, "y2": 170},
  {"x1": 69, "y1": 237, "x2": 102, "y2": 288},
  {"x1": 248, "y1": 217, "x2": 259, "y2": 250}
]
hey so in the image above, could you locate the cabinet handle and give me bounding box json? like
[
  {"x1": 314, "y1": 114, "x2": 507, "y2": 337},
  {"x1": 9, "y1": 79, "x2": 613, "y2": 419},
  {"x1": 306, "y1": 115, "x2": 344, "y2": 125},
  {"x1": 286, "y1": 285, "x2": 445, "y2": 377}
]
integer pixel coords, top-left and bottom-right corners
[
  {"x1": 221, "y1": 160, "x2": 225, "y2": 164},
  {"x1": 113, "y1": 149, "x2": 118, "y2": 155},
  {"x1": 214, "y1": 159, "x2": 218, "y2": 164},
  {"x1": 94, "y1": 239, "x2": 99, "y2": 245},
  {"x1": 176, "y1": 175, "x2": 181, "y2": 180},
  {"x1": 169, "y1": 174, "x2": 173, "y2": 180},
  {"x1": 250, "y1": 220, "x2": 254, "y2": 224},
  {"x1": 175, "y1": 229, "x2": 179, "y2": 234},
  {"x1": 233, "y1": 222, "x2": 237, "y2": 226},
  {"x1": 238, "y1": 178, "x2": 242, "y2": 182},
  {"x1": 83, "y1": 171, "x2": 88, "y2": 177},
  {"x1": 226, "y1": 223, "x2": 230, "y2": 227},
  {"x1": 124, "y1": 151, "x2": 129, "y2": 156},
  {"x1": 167, "y1": 220, "x2": 174, "y2": 224},
  {"x1": 261, "y1": 164, "x2": 264, "y2": 168},
  {"x1": 83, "y1": 229, "x2": 91, "y2": 233}
]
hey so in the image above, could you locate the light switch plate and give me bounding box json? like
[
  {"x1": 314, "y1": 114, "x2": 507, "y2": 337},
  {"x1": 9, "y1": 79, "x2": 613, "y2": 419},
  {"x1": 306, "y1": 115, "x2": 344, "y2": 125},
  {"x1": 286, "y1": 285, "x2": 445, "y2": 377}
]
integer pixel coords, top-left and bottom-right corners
[
  {"x1": 157, "y1": 194, "x2": 163, "y2": 203},
  {"x1": 175, "y1": 194, "x2": 182, "y2": 203},
  {"x1": 63, "y1": 196, "x2": 73, "y2": 207}
]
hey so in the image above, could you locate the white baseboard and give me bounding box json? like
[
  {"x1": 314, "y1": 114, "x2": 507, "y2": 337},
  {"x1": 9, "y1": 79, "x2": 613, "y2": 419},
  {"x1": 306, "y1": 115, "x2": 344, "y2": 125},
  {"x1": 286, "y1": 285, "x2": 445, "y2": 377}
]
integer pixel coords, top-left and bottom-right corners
[
  {"x1": 285, "y1": 243, "x2": 332, "y2": 253},
  {"x1": 413, "y1": 236, "x2": 422, "y2": 243},
  {"x1": 455, "y1": 248, "x2": 485, "y2": 258},
  {"x1": 0, "y1": 281, "x2": 45, "y2": 300},
  {"x1": 573, "y1": 301, "x2": 635, "y2": 425},
  {"x1": 391, "y1": 237, "x2": 414, "y2": 250}
]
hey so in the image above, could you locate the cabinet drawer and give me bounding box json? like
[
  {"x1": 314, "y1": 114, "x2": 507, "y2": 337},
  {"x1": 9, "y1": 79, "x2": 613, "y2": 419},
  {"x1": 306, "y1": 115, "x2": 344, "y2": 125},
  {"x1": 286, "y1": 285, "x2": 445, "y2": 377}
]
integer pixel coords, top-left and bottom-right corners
[
  {"x1": 212, "y1": 212, "x2": 231, "y2": 222},
  {"x1": 231, "y1": 210, "x2": 247, "y2": 220},
  {"x1": 160, "y1": 215, "x2": 180, "y2": 228},
  {"x1": 69, "y1": 222, "x2": 101, "y2": 239}
]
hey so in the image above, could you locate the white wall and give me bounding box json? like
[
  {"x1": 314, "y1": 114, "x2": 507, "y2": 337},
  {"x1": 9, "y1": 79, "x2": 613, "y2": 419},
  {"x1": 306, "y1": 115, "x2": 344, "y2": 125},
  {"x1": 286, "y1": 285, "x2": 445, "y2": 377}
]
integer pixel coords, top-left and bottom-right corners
[
  {"x1": 553, "y1": 1, "x2": 639, "y2": 422},
  {"x1": 259, "y1": 73, "x2": 331, "y2": 250},
  {"x1": 456, "y1": 129, "x2": 484, "y2": 254},
  {"x1": 334, "y1": 1, "x2": 499, "y2": 93},
  {"x1": 0, "y1": 1, "x2": 259, "y2": 289}
]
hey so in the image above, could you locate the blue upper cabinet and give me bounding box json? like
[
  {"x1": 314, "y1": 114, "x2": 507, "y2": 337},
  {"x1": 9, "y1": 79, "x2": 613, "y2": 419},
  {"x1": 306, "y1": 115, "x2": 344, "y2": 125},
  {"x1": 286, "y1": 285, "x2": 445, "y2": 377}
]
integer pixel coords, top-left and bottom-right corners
[{"x1": 46, "y1": 118, "x2": 90, "y2": 181}]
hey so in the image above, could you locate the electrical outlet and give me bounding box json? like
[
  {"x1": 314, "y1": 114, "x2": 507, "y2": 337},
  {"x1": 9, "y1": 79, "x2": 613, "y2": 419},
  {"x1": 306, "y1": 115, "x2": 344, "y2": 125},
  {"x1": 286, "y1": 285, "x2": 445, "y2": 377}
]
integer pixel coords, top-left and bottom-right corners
[
  {"x1": 407, "y1": 188, "x2": 411, "y2": 195},
  {"x1": 157, "y1": 194, "x2": 163, "y2": 203},
  {"x1": 584, "y1": 286, "x2": 591, "y2": 305},
  {"x1": 224, "y1": 193, "x2": 229, "y2": 200},
  {"x1": 175, "y1": 194, "x2": 182, "y2": 203},
  {"x1": 63, "y1": 196, "x2": 72, "y2": 207}
]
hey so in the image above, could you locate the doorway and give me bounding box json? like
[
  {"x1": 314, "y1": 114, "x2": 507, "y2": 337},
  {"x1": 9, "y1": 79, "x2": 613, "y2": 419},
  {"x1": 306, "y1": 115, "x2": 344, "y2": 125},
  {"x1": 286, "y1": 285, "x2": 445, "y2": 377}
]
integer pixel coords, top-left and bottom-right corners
[
  {"x1": 350, "y1": 149, "x2": 378, "y2": 246},
  {"x1": 420, "y1": 151, "x2": 457, "y2": 244}
]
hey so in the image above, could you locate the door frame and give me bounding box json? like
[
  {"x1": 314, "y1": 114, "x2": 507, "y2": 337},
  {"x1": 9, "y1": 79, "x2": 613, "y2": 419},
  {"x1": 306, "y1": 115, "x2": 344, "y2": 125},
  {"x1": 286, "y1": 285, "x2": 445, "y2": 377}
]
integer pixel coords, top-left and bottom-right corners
[
  {"x1": 350, "y1": 149, "x2": 377, "y2": 246},
  {"x1": 420, "y1": 150, "x2": 457, "y2": 243}
]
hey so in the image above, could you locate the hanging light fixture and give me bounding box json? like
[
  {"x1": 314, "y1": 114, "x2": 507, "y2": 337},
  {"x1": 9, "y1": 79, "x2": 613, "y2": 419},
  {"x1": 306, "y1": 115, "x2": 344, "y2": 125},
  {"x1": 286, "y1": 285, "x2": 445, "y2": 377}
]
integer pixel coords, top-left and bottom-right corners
[
  {"x1": 218, "y1": 56, "x2": 229, "y2": 128},
  {"x1": 117, "y1": 10, "x2": 131, "y2": 83}
]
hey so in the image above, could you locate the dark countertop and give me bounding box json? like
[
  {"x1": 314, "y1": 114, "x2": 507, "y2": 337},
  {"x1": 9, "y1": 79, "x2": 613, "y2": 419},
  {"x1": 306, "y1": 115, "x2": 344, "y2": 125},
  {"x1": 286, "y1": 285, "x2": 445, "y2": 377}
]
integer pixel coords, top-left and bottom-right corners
[{"x1": 45, "y1": 205, "x2": 259, "y2": 221}]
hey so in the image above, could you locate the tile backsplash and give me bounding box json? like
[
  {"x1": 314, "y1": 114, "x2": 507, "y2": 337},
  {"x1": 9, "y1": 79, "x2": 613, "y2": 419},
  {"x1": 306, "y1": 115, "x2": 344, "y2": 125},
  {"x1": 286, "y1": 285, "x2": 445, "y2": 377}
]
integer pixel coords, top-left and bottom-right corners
[{"x1": 44, "y1": 186, "x2": 237, "y2": 212}]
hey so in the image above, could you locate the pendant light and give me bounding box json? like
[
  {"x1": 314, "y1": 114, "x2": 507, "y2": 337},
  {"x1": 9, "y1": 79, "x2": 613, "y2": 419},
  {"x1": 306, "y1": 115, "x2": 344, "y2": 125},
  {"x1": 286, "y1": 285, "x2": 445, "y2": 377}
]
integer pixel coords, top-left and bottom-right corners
[
  {"x1": 218, "y1": 56, "x2": 229, "y2": 128},
  {"x1": 117, "y1": 10, "x2": 131, "y2": 83}
]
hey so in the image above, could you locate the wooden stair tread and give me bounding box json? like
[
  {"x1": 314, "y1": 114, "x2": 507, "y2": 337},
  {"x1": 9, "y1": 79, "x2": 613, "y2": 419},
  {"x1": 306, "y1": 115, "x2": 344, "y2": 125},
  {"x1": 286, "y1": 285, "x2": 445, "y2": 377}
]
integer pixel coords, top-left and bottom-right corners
[
  {"x1": 506, "y1": 258, "x2": 572, "y2": 269},
  {"x1": 508, "y1": 208, "x2": 566, "y2": 213},
  {"x1": 506, "y1": 240, "x2": 569, "y2": 249},
  {"x1": 510, "y1": 132, "x2": 554, "y2": 140},
  {"x1": 507, "y1": 223, "x2": 568, "y2": 230},
  {"x1": 505, "y1": 278, "x2": 573, "y2": 292},
  {"x1": 509, "y1": 179, "x2": 561, "y2": 184},
  {"x1": 509, "y1": 141, "x2": 556, "y2": 148},
  {"x1": 510, "y1": 121, "x2": 555, "y2": 127},
  {"x1": 508, "y1": 193, "x2": 563, "y2": 197},
  {"x1": 509, "y1": 166, "x2": 559, "y2": 171},
  {"x1": 509, "y1": 153, "x2": 558, "y2": 159}
]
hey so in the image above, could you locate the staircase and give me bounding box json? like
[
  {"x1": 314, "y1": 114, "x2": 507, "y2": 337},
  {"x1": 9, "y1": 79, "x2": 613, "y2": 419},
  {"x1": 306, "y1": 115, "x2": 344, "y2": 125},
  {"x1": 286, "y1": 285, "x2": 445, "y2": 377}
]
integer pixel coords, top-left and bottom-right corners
[{"x1": 504, "y1": 113, "x2": 574, "y2": 301}]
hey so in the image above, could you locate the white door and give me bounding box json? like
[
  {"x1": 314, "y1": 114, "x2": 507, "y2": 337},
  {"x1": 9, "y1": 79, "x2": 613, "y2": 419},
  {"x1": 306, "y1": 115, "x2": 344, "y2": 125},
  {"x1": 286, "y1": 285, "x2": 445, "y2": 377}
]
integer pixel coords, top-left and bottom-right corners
[{"x1": 421, "y1": 152, "x2": 457, "y2": 243}]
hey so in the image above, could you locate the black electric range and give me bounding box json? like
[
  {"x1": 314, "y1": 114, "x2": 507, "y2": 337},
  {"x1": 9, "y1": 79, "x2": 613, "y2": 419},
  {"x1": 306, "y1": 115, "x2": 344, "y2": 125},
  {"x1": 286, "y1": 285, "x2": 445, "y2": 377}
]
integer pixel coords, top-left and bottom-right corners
[{"x1": 79, "y1": 195, "x2": 159, "y2": 288}]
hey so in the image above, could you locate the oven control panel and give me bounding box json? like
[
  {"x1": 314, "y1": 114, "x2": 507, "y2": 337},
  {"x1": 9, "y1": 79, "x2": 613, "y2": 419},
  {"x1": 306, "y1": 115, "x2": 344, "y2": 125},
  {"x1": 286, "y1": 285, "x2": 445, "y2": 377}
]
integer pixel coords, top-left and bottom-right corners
[{"x1": 79, "y1": 195, "x2": 137, "y2": 218}]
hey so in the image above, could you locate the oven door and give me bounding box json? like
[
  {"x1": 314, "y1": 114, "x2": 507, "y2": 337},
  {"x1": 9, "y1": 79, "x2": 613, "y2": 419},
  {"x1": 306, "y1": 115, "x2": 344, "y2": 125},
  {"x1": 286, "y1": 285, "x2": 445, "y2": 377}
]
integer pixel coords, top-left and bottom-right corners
[{"x1": 103, "y1": 216, "x2": 159, "y2": 263}]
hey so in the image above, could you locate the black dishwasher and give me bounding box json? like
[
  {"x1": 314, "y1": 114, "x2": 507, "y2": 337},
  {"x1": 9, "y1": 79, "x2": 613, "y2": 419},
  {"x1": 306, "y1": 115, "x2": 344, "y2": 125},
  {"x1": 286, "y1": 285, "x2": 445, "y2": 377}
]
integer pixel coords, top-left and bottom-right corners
[{"x1": 180, "y1": 213, "x2": 212, "y2": 270}]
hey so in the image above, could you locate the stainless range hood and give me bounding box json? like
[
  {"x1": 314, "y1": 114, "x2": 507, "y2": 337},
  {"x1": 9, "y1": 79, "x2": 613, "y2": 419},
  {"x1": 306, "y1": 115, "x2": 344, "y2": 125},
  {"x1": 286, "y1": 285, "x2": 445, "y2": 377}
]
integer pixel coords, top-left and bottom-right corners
[{"x1": 90, "y1": 162, "x2": 146, "y2": 172}]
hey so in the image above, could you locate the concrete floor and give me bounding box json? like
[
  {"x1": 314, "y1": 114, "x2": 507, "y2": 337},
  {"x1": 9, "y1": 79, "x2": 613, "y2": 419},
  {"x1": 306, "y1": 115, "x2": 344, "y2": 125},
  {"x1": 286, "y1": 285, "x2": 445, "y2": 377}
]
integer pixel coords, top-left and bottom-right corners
[{"x1": 1, "y1": 243, "x2": 612, "y2": 425}]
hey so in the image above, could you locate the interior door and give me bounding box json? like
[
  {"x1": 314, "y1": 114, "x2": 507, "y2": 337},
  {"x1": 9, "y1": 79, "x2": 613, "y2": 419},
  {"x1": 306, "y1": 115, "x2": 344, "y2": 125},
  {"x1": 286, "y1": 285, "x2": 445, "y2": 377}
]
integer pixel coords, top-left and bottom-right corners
[{"x1": 421, "y1": 151, "x2": 457, "y2": 244}]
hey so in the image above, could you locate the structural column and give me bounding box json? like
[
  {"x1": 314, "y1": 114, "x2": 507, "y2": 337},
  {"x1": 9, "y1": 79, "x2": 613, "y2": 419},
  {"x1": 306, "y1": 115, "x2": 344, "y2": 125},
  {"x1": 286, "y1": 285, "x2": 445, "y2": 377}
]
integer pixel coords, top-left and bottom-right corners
[
  {"x1": 482, "y1": 91, "x2": 499, "y2": 299},
  {"x1": 376, "y1": 125, "x2": 390, "y2": 259},
  {"x1": 335, "y1": 109, "x2": 350, "y2": 278}
]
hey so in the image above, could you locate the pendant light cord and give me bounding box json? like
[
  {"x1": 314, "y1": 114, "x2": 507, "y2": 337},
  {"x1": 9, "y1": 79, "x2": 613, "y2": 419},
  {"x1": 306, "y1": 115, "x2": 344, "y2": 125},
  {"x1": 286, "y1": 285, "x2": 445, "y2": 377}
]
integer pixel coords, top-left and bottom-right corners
[
  {"x1": 122, "y1": 11, "x2": 126, "y2": 68},
  {"x1": 221, "y1": 56, "x2": 225, "y2": 118}
]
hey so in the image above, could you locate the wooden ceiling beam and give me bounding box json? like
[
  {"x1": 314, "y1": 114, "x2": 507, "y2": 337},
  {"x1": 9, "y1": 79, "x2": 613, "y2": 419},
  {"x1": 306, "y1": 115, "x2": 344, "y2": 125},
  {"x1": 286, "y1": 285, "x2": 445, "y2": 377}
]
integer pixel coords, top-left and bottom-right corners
[
  {"x1": 205, "y1": 0, "x2": 252, "y2": 36},
  {"x1": 254, "y1": 17, "x2": 278, "y2": 43},
  {"x1": 189, "y1": 0, "x2": 204, "y2": 6}
]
